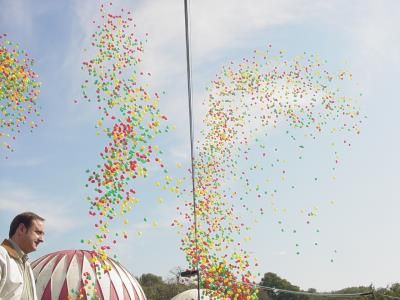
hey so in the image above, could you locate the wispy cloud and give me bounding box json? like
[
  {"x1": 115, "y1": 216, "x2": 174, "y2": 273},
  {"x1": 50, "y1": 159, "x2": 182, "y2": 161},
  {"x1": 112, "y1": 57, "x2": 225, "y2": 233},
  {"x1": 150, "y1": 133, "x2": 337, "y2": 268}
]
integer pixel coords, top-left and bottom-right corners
[
  {"x1": 348, "y1": 1, "x2": 400, "y2": 68},
  {"x1": 0, "y1": 181, "x2": 83, "y2": 234},
  {"x1": 3, "y1": 158, "x2": 44, "y2": 168},
  {"x1": 273, "y1": 250, "x2": 287, "y2": 256},
  {"x1": 189, "y1": 0, "x2": 326, "y2": 60},
  {"x1": 0, "y1": 0, "x2": 59, "y2": 40},
  {"x1": 0, "y1": 0, "x2": 34, "y2": 36}
]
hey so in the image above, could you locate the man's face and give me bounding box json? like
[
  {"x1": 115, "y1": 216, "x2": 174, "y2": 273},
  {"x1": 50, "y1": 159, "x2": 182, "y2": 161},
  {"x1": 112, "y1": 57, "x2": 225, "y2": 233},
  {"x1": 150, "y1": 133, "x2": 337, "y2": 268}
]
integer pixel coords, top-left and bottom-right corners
[{"x1": 20, "y1": 219, "x2": 45, "y2": 254}]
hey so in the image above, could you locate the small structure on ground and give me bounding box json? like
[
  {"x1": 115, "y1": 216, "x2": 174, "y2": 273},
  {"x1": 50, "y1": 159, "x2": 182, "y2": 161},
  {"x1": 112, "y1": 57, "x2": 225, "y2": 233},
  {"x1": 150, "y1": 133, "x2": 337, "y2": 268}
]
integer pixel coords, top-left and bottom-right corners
[{"x1": 171, "y1": 289, "x2": 211, "y2": 300}]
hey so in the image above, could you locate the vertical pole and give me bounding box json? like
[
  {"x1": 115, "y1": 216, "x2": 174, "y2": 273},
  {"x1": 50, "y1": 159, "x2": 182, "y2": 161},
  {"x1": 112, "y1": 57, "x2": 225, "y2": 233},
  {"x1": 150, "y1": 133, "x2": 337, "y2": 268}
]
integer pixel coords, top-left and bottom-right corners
[{"x1": 183, "y1": 0, "x2": 200, "y2": 299}]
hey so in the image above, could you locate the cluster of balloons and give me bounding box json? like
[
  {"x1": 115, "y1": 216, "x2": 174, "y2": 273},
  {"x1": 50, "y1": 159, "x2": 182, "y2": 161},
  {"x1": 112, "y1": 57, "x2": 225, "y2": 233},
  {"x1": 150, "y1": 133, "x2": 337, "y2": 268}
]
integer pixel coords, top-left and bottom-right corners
[
  {"x1": 174, "y1": 47, "x2": 363, "y2": 299},
  {"x1": 79, "y1": 3, "x2": 170, "y2": 296},
  {"x1": 78, "y1": 3, "x2": 363, "y2": 299},
  {"x1": 0, "y1": 33, "x2": 42, "y2": 157}
]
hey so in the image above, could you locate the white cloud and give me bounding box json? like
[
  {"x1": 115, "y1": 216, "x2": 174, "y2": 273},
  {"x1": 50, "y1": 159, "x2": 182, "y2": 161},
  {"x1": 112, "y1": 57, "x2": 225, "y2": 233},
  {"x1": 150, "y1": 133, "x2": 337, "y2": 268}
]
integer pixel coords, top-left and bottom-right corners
[
  {"x1": 189, "y1": 0, "x2": 328, "y2": 61},
  {"x1": 0, "y1": 0, "x2": 34, "y2": 35},
  {"x1": 273, "y1": 250, "x2": 287, "y2": 256},
  {"x1": 3, "y1": 158, "x2": 44, "y2": 168},
  {"x1": 131, "y1": 0, "x2": 329, "y2": 79},
  {"x1": 0, "y1": 0, "x2": 59, "y2": 40},
  {"x1": 0, "y1": 181, "x2": 83, "y2": 234},
  {"x1": 349, "y1": 1, "x2": 400, "y2": 67}
]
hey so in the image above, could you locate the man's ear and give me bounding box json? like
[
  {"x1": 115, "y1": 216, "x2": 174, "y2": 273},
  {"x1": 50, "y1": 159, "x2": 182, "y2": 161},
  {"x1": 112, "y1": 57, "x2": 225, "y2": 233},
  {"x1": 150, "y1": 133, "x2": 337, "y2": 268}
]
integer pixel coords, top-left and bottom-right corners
[{"x1": 16, "y1": 223, "x2": 27, "y2": 234}]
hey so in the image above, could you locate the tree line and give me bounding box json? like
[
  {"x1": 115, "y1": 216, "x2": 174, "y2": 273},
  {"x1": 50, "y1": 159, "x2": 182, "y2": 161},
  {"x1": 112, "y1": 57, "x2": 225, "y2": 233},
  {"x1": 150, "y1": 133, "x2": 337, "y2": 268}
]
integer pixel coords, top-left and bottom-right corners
[
  {"x1": 257, "y1": 272, "x2": 400, "y2": 300},
  {"x1": 137, "y1": 271, "x2": 400, "y2": 300}
]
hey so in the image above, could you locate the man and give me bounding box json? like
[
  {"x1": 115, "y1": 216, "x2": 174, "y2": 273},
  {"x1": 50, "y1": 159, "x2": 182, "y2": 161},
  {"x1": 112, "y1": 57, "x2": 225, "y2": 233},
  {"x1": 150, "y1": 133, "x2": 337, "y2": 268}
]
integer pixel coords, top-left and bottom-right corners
[{"x1": 0, "y1": 212, "x2": 45, "y2": 300}]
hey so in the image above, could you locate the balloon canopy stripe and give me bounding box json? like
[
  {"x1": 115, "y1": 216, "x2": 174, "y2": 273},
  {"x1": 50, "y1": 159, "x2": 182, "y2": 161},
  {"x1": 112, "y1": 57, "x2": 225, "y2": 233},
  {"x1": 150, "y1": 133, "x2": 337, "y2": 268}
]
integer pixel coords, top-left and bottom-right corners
[{"x1": 32, "y1": 250, "x2": 146, "y2": 300}]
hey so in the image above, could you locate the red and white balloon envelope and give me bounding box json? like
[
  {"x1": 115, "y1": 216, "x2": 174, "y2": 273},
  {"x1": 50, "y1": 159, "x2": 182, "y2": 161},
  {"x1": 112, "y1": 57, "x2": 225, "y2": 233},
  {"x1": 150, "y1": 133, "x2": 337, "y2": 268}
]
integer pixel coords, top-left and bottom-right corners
[{"x1": 32, "y1": 250, "x2": 146, "y2": 300}]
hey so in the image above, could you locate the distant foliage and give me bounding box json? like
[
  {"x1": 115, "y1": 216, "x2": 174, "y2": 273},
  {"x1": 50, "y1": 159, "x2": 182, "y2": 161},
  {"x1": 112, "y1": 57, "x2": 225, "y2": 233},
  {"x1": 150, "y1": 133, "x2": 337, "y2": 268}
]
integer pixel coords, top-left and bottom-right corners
[
  {"x1": 258, "y1": 272, "x2": 400, "y2": 300},
  {"x1": 138, "y1": 273, "x2": 195, "y2": 300},
  {"x1": 137, "y1": 271, "x2": 400, "y2": 300}
]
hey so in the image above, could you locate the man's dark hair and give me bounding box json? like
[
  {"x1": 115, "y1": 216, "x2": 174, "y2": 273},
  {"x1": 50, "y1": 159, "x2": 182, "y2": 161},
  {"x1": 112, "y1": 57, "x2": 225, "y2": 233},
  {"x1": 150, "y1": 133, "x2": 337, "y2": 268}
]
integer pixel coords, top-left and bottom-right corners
[{"x1": 9, "y1": 212, "x2": 45, "y2": 238}]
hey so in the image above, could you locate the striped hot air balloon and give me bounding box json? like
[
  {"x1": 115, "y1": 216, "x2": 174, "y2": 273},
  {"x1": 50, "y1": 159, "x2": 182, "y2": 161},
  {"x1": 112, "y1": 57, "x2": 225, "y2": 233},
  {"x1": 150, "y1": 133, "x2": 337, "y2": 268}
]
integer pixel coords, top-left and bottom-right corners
[{"x1": 31, "y1": 250, "x2": 146, "y2": 300}]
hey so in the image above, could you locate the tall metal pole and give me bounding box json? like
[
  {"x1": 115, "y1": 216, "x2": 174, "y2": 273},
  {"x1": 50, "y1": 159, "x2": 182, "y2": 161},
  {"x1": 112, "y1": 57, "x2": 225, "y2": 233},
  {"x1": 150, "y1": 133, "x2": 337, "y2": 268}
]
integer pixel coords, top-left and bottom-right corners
[{"x1": 183, "y1": 0, "x2": 201, "y2": 299}]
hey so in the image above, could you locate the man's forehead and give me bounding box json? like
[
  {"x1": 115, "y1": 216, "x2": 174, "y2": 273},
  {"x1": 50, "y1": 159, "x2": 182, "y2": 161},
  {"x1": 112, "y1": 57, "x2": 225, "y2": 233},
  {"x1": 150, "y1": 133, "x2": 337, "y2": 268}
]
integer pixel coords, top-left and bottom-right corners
[{"x1": 31, "y1": 219, "x2": 45, "y2": 230}]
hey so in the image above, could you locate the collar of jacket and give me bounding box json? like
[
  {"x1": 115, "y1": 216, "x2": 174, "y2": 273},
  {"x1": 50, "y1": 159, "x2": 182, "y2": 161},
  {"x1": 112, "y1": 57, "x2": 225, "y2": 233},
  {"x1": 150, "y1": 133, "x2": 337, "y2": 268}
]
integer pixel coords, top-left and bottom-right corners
[{"x1": 1, "y1": 239, "x2": 23, "y2": 260}]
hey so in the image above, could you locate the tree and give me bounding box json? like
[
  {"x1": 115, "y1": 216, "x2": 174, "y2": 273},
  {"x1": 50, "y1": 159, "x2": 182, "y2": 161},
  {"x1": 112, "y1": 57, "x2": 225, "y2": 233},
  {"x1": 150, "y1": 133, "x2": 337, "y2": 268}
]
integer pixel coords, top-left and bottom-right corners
[
  {"x1": 375, "y1": 283, "x2": 400, "y2": 300},
  {"x1": 168, "y1": 266, "x2": 186, "y2": 284},
  {"x1": 138, "y1": 272, "x2": 196, "y2": 300},
  {"x1": 138, "y1": 270, "x2": 399, "y2": 300},
  {"x1": 139, "y1": 273, "x2": 164, "y2": 286},
  {"x1": 258, "y1": 272, "x2": 308, "y2": 300},
  {"x1": 139, "y1": 273, "x2": 165, "y2": 300}
]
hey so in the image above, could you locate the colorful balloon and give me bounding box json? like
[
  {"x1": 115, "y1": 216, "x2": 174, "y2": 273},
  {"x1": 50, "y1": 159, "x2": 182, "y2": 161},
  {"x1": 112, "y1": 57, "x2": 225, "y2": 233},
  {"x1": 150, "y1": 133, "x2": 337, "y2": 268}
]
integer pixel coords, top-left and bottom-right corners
[
  {"x1": 79, "y1": 4, "x2": 171, "y2": 295},
  {"x1": 0, "y1": 33, "x2": 42, "y2": 156},
  {"x1": 175, "y1": 46, "x2": 363, "y2": 299}
]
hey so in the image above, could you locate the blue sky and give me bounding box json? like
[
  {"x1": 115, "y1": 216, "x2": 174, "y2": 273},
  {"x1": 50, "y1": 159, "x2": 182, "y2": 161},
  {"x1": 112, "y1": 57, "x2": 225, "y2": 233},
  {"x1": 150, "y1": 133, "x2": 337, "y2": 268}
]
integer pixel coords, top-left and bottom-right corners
[{"x1": 1, "y1": 0, "x2": 399, "y2": 292}]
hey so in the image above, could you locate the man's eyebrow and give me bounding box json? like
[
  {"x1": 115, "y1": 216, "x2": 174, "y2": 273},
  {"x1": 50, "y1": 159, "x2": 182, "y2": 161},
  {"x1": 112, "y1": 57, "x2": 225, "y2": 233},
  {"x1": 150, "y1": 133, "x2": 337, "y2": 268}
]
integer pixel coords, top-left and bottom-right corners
[{"x1": 36, "y1": 230, "x2": 45, "y2": 235}]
